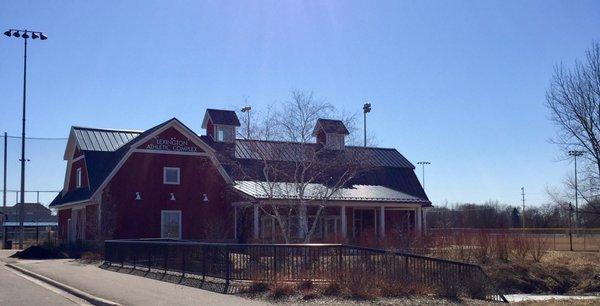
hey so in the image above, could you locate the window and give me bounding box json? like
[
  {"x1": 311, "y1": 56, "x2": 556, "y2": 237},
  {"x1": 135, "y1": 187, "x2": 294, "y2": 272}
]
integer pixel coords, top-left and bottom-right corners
[
  {"x1": 161, "y1": 210, "x2": 181, "y2": 239},
  {"x1": 163, "y1": 167, "x2": 180, "y2": 185},
  {"x1": 76, "y1": 168, "x2": 82, "y2": 188},
  {"x1": 216, "y1": 127, "x2": 225, "y2": 142},
  {"x1": 214, "y1": 125, "x2": 233, "y2": 142}
]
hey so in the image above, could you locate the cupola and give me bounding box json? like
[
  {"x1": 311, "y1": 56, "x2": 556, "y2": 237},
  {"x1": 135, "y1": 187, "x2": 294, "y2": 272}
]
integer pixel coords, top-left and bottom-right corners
[
  {"x1": 312, "y1": 118, "x2": 349, "y2": 150},
  {"x1": 201, "y1": 109, "x2": 241, "y2": 142}
]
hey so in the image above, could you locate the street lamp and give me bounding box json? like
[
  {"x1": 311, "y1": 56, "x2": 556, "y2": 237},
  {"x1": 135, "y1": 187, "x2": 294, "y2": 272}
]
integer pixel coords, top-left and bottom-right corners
[
  {"x1": 363, "y1": 102, "x2": 371, "y2": 147},
  {"x1": 568, "y1": 150, "x2": 584, "y2": 228},
  {"x1": 241, "y1": 106, "x2": 251, "y2": 139},
  {"x1": 4, "y1": 29, "x2": 48, "y2": 249},
  {"x1": 417, "y1": 161, "x2": 431, "y2": 190}
]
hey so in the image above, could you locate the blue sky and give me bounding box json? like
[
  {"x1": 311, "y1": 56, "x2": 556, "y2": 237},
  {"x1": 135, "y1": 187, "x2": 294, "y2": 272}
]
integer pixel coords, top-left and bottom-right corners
[{"x1": 1, "y1": 1, "x2": 599, "y2": 207}]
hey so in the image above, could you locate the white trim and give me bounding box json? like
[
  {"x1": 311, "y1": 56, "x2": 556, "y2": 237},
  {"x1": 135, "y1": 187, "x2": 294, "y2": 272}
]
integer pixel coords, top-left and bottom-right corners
[
  {"x1": 163, "y1": 167, "x2": 180, "y2": 185},
  {"x1": 72, "y1": 155, "x2": 84, "y2": 163},
  {"x1": 161, "y1": 210, "x2": 182, "y2": 239},
  {"x1": 76, "y1": 168, "x2": 82, "y2": 188},
  {"x1": 379, "y1": 207, "x2": 385, "y2": 237},
  {"x1": 52, "y1": 200, "x2": 93, "y2": 210},
  {"x1": 340, "y1": 205, "x2": 347, "y2": 238},
  {"x1": 133, "y1": 149, "x2": 208, "y2": 156}
]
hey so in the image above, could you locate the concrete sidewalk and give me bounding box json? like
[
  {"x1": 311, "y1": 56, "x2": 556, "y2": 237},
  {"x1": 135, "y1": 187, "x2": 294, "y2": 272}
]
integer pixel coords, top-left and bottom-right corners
[{"x1": 12, "y1": 259, "x2": 270, "y2": 306}]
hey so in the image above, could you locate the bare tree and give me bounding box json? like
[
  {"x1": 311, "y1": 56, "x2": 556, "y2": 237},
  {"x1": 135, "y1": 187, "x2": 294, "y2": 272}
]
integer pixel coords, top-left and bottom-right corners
[
  {"x1": 234, "y1": 90, "x2": 372, "y2": 243},
  {"x1": 546, "y1": 42, "x2": 600, "y2": 214}
]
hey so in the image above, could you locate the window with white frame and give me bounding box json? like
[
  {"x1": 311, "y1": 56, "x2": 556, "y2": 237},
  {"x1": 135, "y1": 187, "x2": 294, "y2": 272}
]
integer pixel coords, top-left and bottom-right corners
[
  {"x1": 163, "y1": 167, "x2": 180, "y2": 185},
  {"x1": 76, "y1": 168, "x2": 82, "y2": 188}
]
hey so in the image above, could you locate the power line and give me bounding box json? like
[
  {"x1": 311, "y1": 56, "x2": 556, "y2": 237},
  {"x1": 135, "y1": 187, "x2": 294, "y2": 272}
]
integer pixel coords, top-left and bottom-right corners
[{"x1": 3, "y1": 135, "x2": 67, "y2": 140}]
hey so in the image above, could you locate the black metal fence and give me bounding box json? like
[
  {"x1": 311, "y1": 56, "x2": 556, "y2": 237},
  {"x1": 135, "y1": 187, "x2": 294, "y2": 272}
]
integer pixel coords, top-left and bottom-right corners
[{"x1": 104, "y1": 239, "x2": 507, "y2": 303}]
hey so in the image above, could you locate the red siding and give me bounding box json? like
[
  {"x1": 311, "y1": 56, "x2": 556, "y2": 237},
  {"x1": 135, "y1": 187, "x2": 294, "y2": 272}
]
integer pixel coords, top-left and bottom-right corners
[
  {"x1": 101, "y1": 152, "x2": 234, "y2": 240},
  {"x1": 206, "y1": 120, "x2": 214, "y2": 138},
  {"x1": 58, "y1": 209, "x2": 71, "y2": 241},
  {"x1": 85, "y1": 204, "x2": 98, "y2": 241},
  {"x1": 68, "y1": 158, "x2": 89, "y2": 191},
  {"x1": 316, "y1": 129, "x2": 326, "y2": 144}
]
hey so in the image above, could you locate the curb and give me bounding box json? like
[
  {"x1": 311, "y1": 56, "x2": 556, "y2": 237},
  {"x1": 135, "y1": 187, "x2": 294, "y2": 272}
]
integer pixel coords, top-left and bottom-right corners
[{"x1": 6, "y1": 263, "x2": 122, "y2": 306}]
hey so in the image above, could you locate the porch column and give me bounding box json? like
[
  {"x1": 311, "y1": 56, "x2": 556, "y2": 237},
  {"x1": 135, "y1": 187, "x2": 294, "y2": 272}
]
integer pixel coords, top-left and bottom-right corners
[
  {"x1": 422, "y1": 207, "x2": 427, "y2": 234},
  {"x1": 253, "y1": 204, "x2": 259, "y2": 239},
  {"x1": 415, "y1": 207, "x2": 422, "y2": 232},
  {"x1": 379, "y1": 206, "x2": 385, "y2": 237},
  {"x1": 340, "y1": 205, "x2": 347, "y2": 238},
  {"x1": 234, "y1": 207, "x2": 238, "y2": 240}
]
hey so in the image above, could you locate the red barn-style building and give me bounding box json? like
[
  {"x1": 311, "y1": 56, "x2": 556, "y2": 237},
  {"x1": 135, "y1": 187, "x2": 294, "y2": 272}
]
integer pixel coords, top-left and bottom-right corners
[{"x1": 51, "y1": 109, "x2": 430, "y2": 243}]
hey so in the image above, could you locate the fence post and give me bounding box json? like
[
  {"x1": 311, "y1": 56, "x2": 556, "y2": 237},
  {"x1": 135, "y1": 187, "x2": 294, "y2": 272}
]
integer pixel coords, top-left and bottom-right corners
[
  {"x1": 337, "y1": 245, "x2": 343, "y2": 281},
  {"x1": 201, "y1": 246, "x2": 206, "y2": 284},
  {"x1": 181, "y1": 247, "x2": 186, "y2": 280},
  {"x1": 273, "y1": 245, "x2": 277, "y2": 282},
  {"x1": 163, "y1": 244, "x2": 169, "y2": 276},
  {"x1": 224, "y1": 245, "x2": 231, "y2": 294}
]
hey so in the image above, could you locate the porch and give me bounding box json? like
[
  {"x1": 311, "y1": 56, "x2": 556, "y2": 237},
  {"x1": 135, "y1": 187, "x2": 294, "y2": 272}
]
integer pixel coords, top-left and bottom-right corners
[{"x1": 234, "y1": 202, "x2": 426, "y2": 243}]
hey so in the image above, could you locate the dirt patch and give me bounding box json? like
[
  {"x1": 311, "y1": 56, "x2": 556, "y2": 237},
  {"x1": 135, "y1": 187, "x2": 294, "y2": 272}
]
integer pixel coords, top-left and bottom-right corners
[{"x1": 9, "y1": 245, "x2": 67, "y2": 259}]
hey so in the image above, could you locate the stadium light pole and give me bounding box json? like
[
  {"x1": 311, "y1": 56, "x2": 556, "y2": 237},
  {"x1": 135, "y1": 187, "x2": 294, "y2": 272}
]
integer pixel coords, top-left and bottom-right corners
[
  {"x1": 417, "y1": 161, "x2": 431, "y2": 191},
  {"x1": 568, "y1": 150, "x2": 584, "y2": 228},
  {"x1": 241, "y1": 106, "x2": 251, "y2": 139},
  {"x1": 363, "y1": 102, "x2": 371, "y2": 147},
  {"x1": 4, "y1": 29, "x2": 47, "y2": 249}
]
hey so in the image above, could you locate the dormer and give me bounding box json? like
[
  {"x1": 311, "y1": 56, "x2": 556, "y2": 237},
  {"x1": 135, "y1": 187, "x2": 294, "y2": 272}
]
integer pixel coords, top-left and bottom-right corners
[
  {"x1": 201, "y1": 109, "x2": 241, "y2": 143},
  {"x1": 312, "y1": 119, "x2": 349, "y2": 150}
]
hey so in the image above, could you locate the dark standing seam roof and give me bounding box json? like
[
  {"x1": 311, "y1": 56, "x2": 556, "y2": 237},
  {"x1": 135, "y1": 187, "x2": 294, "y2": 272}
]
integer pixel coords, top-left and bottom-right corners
[
  {"x1": 206, "y1": 109, "x2": 241, "y2": 126},
  {"x1": 50, "y1": 119, "x2": 176, "y2": 207},
  {"x1": 235, "y1": 140, "x2": 414, "y2": 168},
  {"x1": 314, "y1": 118, "x2": 350, "y2": 135},
  {"x1": 73, "y1": 127, "x2": 141, "y2": 151}
]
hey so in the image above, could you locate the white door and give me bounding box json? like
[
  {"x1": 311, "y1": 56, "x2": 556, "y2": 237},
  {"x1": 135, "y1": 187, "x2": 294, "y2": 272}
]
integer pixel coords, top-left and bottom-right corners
[{"x1": 161, "y1": 211, "x2": 181, "y2": 239}]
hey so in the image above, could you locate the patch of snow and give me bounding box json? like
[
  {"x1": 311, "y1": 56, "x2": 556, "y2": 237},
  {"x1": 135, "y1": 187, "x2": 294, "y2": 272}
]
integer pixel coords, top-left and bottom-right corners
[{"x1": 505, "y1": 294, "x2": 600, "y2": 302}]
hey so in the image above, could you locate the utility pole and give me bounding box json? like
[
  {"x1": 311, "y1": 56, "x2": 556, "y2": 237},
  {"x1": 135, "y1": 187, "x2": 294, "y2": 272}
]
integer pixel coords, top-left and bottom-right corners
[
  {"x1": 2, "y1": 132, "x2": 7, "y2": 249},
  {"x1": 4, "y1": 29, "x2": 47, "y2": 249},
  {"x1": 521, "y1": 187, "x2": 526, "y2": 228},
  {"x1": 363, "y1": 103, "x2": 371, "y2": 147},
  {"x1": 241, "y1": 106, "x2": 251, "y2": 139},
  {"x1": 417, "y1": 161, "x2": 431, "y2": 191},
  {"x1": 568, "y1": 150, "x2": 583, "y2": 228}
]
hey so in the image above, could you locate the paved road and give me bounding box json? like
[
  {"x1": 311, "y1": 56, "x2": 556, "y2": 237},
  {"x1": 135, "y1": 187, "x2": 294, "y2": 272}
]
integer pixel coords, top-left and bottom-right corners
[
  {"x1": 0, "y1": 261, "x2": 86, "y2": 305},
  {"x1": 15, "y1": 259, "x2": 270, "y2": 306}
]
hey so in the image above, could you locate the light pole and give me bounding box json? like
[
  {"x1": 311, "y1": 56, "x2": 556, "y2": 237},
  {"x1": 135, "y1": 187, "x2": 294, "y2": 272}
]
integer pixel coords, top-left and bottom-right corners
[
  {"x1": 417, "y1": 161, "x2": 431, "y2": 190},
  {"x1": 568, "y1": 150, "x2": 584, "y2": 228},
  {"x1": 241, "y1": 106, "x2": 251, "y2": 139},
  {"x1": 363, "y1": 103, "x2": 371, "y2": 147},
  {"x1": 4, "y1": 29, "x2": 47, "y2": 249}
]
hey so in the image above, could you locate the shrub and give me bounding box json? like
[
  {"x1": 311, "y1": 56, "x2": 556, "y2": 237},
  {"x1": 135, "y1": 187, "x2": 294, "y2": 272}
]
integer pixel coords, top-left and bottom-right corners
[
  {"x1": 302, "y1": 291, "x2": 321, "y2": 300},
  {"x1": 297, "y1": 280, "x2": 313, "y2": 291},
  {"x1": 436, "y1": 280, "x2": 462, "y2": 301},
  {"x1": 344, "y1": 269, "x2": 379, "y2": 299},
  {"x1": 322, "y1": 282, "x2": 344, "y2": 296},
  {"x1": 531, "y1": 236, "x2": 549, "y2": 262},
  {"x1": 268, "y1": 282, "x2": 295, "y2": 299},
  {"x1": 245, "y1": 282, "x2": 270, "y2": 294}
]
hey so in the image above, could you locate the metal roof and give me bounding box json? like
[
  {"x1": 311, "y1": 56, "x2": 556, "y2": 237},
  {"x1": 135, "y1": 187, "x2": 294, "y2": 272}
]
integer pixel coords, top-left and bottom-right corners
[
  {"x1": 73, "y1": 127, "x2": 141, "y2": 152},
  {"x1": 313, "y1": 119, "x2": 350, "y2": 135},
  {"x1": 202, "y1": 109, "x2": 241, "y2": 128},
  {"x1": 234, "y1": 140, "x2": 414, "y2": 168},
  {"x1": 234, "y1": 181, "x2": 428, "y2": 203}
]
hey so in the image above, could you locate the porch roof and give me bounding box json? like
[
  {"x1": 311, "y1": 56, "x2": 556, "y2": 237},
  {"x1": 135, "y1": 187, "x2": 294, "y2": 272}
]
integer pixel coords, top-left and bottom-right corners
[{"x1": 233, "y1": 180, "x2": 429, "y2": 203}]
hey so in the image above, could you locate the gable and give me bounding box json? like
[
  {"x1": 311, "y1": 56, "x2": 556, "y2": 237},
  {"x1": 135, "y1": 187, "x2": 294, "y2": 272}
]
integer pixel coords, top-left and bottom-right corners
[{"x1": 138, "y1": 127, "x2": 204, "y2": 154}]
